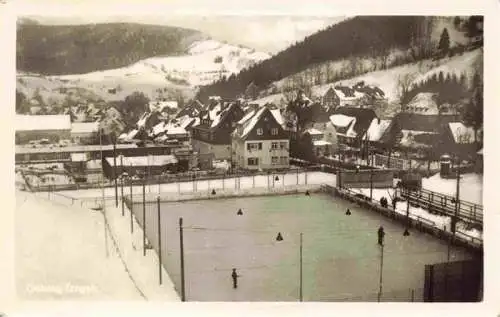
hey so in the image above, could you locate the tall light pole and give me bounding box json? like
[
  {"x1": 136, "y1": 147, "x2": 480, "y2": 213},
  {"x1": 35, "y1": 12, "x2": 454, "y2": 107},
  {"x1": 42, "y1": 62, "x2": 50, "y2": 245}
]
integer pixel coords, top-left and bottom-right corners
[{"x1": 99, "y1": 128, "x2": 109, "y2": 258}]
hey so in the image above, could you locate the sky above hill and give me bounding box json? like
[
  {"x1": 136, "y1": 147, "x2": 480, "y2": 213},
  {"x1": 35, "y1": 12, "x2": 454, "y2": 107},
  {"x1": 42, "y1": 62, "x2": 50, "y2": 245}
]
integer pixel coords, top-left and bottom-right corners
[{"x1": 19, "y1": 13, "x2": 347, "y2": 55}]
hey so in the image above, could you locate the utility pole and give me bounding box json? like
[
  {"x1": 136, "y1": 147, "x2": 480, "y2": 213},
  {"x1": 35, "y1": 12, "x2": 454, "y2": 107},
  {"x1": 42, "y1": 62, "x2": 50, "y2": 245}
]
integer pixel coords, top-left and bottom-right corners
[
  {"x1": 158, "y1": 196, "x2": 162, "y2": 285},
  {"x1": 120, "y1": 155, "x2": 125, "y2": 216},
  {"x1": 377, "y1": 242, "x2": 384, "y2": 302},
  {"x1": 370, "y1": 168, "x2": 374, "y2": 201},
  {"x1": 129, "y1": 168, "x2": 133, "y2": 234},
  {"x1": 448, "y1": 156, "x2": 461, "y2": 262},
  {"x1": 100, "y1": 128, "x2": 109, "y2": 258},
  {"x1": 404, "y1": 190, "x2": 410, "y2": 236},
  {"x1": 299, "y1": 232, "x2": 303, "y2": 302},
  {"x1": 179, "y1": 217, "x2": 186, "y2": 302},
  {"x1": 113, "y1": 141, "x2": 118, "y2": 207}
]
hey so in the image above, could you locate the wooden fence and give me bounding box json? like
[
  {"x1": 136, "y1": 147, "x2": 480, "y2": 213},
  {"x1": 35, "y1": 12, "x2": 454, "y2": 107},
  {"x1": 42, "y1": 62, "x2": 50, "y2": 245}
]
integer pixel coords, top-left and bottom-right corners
[{"x1": 396, "y1": 187, "x2": 483, "y2": 228}]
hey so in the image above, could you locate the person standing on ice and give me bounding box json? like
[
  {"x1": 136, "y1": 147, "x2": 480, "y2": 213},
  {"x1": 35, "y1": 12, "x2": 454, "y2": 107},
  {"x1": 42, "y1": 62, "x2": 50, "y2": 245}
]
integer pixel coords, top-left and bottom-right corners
[
  {"x1": 377, "y1": 226, "x2": 385, "y2": 246},
  {"x1": 231, "y1": 268, "x2": 240, "y2": 289}
]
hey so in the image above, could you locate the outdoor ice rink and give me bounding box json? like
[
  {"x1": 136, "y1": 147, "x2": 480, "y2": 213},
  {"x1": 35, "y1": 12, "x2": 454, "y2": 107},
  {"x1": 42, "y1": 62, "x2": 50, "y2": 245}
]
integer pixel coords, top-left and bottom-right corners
[{"x1": 131, "y1": 193, "x2": 476, "y2": 302}]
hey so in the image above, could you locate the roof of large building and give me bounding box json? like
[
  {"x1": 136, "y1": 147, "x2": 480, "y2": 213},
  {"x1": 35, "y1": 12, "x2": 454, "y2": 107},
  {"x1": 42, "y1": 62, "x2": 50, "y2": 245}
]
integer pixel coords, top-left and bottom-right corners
[
  {"x1": 16, "y1": 115, "x2": 71, "y2": 132},
  {"x1": 106, "y1": 155, "x2": 178, "y2": 167},
  {"x1": 71, "y1": 122, "x2": 100, "y2": 134}
]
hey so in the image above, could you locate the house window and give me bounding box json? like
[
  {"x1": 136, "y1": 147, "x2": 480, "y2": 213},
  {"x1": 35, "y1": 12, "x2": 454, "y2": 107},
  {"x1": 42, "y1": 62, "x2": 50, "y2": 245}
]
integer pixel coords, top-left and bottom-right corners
[
  {"x1": 271, "y1": 128, "x2": 278, "y2": 135},
  {"x1": 271, "y1": 156, "x2": 279, "y2": 165},
  {"x1": 271, "y1": 142, "x2": 278, "y2": 150},
  {"x1": 248, "y1": 158, "x2": 259, "y2": 166},
  {"x1": 280, "y1": 156, "x2": 288, "y2": 165},
  {"x1": 280, "y1": 142, "x2": 287, "y2": 149},
  {"x1": 247, "y1": 142, "x2": 262, "y2": 151},
  {"x1": 257, "y1": 128, "x2": 263, "y2": 135}
]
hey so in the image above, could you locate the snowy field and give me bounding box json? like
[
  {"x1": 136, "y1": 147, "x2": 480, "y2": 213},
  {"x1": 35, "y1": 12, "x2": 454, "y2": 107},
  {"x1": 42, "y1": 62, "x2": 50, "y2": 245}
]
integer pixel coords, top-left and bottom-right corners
[
  {"x1": 131, "y1": 193, "x2": 476, "y2": 301},
  {"x1": 15, "y1": 190, "x2": 142, "y2": 300},
  {"x1": 422, "y1": 173, "x2": 482, "y2": 205},
  {"x1": 57, "y1": 171, "x2": 336, "y2": 200},
  {"x1": 15, "y1": 190, "x2": 180, "y2": 301}
]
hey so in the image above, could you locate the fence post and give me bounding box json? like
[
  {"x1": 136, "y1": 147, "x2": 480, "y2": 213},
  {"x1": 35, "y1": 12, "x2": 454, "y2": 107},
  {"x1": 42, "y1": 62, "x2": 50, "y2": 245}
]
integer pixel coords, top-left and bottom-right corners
[
  {"x1": 157, "y1": 196, "x2": 162, "y2": 285},
  {"x1": 143, "y1": 181, "x2": 146, "y2": 256},
  {"x1": 130, "y1": 179, "x2": 133, "y2": 234}
]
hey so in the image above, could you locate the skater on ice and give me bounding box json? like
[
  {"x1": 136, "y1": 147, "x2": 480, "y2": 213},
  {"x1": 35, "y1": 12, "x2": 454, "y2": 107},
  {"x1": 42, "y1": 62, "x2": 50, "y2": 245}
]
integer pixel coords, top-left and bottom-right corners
[
  {"x1": 232, "y1": 268, "x2": 240, "y2": 289},
  {"x1": 378, "y1": 226, "x2": 385, "y2": 246}
]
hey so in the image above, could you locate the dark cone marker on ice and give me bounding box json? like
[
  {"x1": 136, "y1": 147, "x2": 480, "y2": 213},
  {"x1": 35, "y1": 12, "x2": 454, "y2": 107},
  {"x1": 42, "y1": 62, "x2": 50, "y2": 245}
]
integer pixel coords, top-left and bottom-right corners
[
  {"x1": 276, "y1": 232, "x2": 283, "y2": 241},
  {"x1": 211, "y1": 189, "x2": 216, "y2": 195},
  {"x1": 403, "y1": 228, "x2": 410, "y2": 236},
  {"x1": 237, "y1": 208, "x2": 243, "y2": 215},
  {"x1": 305, "y1": 190, "x2": 310, "y2": 196},
  {"x1": 346, "y1": 209, "x2": 351, "y2": 216}
]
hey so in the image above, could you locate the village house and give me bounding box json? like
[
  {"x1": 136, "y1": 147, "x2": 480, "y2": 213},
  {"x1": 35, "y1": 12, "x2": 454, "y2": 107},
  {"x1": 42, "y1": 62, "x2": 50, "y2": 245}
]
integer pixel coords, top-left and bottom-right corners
[
  {"x1": 442, "y1": 122, "x2": 481, "y2": 159},
  {"x1": 305, "y1": 127, "x2": 337, "y2": 158},
  {"x1": 329, "y1": 107, "x2": 378, "y2": 152},
  {"x1": 379, "y1": 113, "x2": 459, "y2": 158},
  {"x1": 322, "y1": 87, "x2": 340, "y2": 109},
  {"x1": 176, "y1": 99, "x2": 205, "y2": 118},
  {"x1": 190, "y1": 100, "x2": 244, "y2": 160},
  {"x1": 148, "y1": 100, "x2": 178, "y2": 114},
  {"x1": 364, "y1": 118, "x2": 392, "y2": 151},
  {"x1": 232, "y1": 106, "x2": 290, "y2": 170}
]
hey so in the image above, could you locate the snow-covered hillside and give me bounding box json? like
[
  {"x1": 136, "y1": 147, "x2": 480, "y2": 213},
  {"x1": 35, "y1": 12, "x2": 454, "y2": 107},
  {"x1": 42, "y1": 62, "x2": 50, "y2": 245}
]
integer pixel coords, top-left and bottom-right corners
[
  {"x1": 17, "y1": 39, "x2": 271, "y2": 103},
  {"x1": 255, "y1": 48, "x2": 482, "y2": 108}
]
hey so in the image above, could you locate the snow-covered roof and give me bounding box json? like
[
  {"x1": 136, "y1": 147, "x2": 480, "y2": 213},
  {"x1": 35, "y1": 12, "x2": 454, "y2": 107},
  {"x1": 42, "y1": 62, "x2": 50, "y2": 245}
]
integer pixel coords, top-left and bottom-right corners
[
  {"x1": 179, "y1": 116, "x2": 195, "y2": 129},
  {"x1": 270, "y1": 109, "x2": 284, "y2": 126},
  {"x1": 366, "y1": 118, "x2": 391, "y2": 142},
  {"x1": 151, "y1": 122, "x2": 167, "y2": 136},
  {"x1": 334, "y1": 88, "x2": 363, "y2": 100},
  {"x1": 149, "y1": 100, "x2": 178, "y2": 112},
  {"x1": 448, "y1": 122, "x2": 476, "y2": 144},
  {"x1": 241, "y1": 107, "x2": 267, "y2": 138},
  {"x1": 306, "y1": 128, "x2": 323, "y2": 136},
  {"x1": 126, "y1": 129, "x2": 139, "y2": 140},
  {"x1": 107, "y1": 155, "x2": 178, "y2": 167},
  {"x1": 238, "y1": 110, "x2": 256, "y2": 125},
  {"x1": 209, "y1": 103, "x2": 238, "y2": 129},
  {"x1": 71, "y1": 121, "x2": 99, "y2": 134},
  {"x1": 137, "y1": 112, "x2": 149, "y2": 128},
  {"x1": 400, "y1": 130, "x2": 438, "y2": 147},
  {"x1": 329, "y1": 114, "x2": 356, "y2": 128},
  {"x1": 206, "y1": 103, "x2": 222, "y2": 121},
  {"x1": 313, "y1": 140, "x2": 332, "y2": 146},
  {"x1": 16, "y1": 115, "x2": 71, "y2": 132},
  {"x1": 166, "y1": 126, "x2": 188, "y2": 135}
]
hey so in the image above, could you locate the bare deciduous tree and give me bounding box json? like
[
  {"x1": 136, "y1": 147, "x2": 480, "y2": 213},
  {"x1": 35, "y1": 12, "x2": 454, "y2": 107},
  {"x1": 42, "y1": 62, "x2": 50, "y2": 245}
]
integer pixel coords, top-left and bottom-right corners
[{"x1": 396, "y1": 73, "x2": 417, "y2": 107}]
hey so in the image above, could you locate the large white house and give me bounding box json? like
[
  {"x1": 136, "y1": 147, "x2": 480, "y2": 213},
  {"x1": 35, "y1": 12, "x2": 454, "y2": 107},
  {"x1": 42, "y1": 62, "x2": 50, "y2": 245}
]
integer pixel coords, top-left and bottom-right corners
[{"x1": 232, "y1": 106, "x2": 290, "y2": 170}]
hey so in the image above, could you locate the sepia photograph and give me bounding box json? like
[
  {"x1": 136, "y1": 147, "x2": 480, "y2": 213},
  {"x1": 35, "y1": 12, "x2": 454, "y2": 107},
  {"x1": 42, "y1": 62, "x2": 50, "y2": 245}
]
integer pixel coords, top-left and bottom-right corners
[{"x1": 13, "y1": 10, "x2": 484, "y2": 303}]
